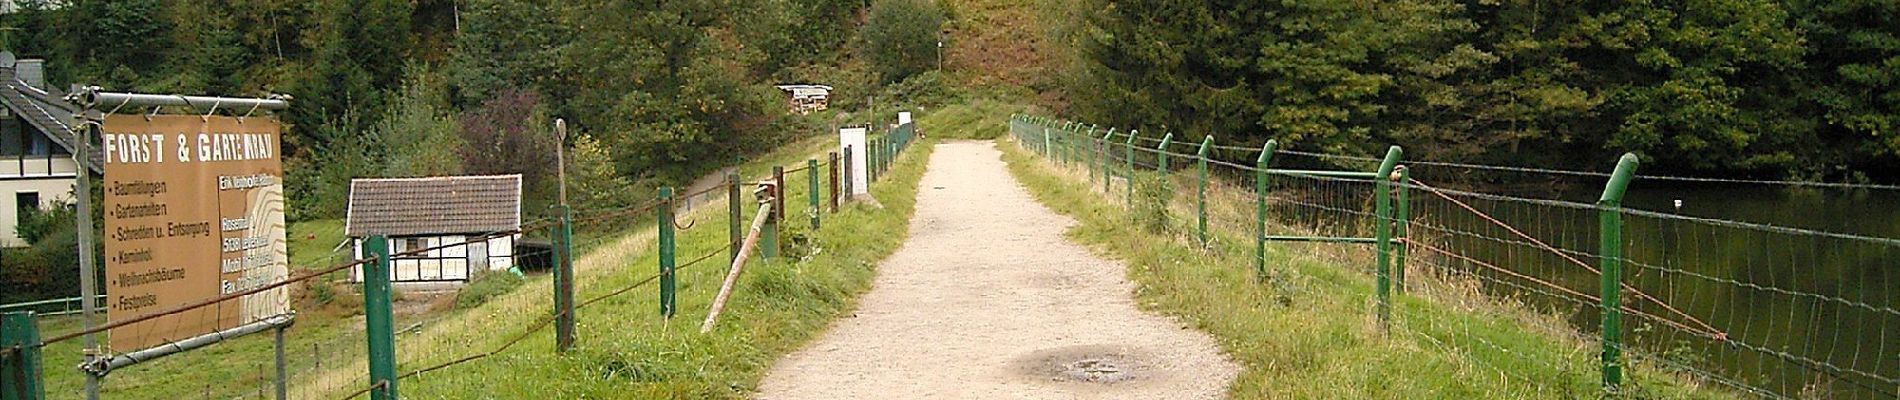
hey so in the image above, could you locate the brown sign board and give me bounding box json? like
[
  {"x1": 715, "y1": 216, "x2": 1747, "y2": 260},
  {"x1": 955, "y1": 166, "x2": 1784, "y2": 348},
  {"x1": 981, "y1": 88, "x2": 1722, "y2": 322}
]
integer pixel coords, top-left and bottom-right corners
[{"x1": 101, "y1": 115, "x2": 290, "y2": 352}]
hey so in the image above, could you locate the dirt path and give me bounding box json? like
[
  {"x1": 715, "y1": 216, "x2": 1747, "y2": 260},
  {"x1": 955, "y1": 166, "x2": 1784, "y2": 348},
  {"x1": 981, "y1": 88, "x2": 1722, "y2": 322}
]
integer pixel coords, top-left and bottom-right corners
[{"x1": 757, "y1": 141, "x2": 1238, "y2": 399}]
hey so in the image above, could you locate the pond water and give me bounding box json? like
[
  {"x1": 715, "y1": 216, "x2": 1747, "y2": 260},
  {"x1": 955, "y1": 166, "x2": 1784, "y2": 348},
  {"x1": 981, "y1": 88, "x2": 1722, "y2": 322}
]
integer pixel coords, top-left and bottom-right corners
[{"x1": 1401, "y1": 178, "x2": 1899, "y2": 399}]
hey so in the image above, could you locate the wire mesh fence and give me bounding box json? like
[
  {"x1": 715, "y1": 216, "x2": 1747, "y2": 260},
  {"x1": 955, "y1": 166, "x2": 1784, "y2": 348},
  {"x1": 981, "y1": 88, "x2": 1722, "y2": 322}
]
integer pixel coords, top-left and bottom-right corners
[{"x1": 1011, "y1": 114, "x2": 1899, "y2": 399}]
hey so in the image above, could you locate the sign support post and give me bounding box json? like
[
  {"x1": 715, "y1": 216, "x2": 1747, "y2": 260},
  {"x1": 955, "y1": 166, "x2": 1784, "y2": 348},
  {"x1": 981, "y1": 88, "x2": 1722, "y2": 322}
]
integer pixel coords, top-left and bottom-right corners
[
  {"x1": 363, "y1": 236, "x2": 396, "y2": 400},
  {"x1": 1, "y1": 312, "x2": 44, "y2": 400},
  {"x1": 68, "y1": 89, "x2": 292, "y2": 399},
  {"x1": 73, "y1": 118, "x2": 99, "y2": 400}
]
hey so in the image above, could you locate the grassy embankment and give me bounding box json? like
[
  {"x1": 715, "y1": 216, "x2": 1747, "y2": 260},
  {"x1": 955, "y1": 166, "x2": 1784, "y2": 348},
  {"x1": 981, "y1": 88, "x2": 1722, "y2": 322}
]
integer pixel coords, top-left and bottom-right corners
[
  {"x1": 988, "y1": 120, "x2": 1730, "y2": 399},
  {"x1": 282, "y1": 131, "x2": 934, "y2": 398}
]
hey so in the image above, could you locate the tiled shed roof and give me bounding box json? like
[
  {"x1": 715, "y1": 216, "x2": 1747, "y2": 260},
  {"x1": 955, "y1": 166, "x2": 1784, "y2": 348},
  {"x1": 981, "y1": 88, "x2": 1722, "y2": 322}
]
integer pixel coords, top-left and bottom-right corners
[{"x1": 346, "y1": 175, "x2": 523, "y2": 237}]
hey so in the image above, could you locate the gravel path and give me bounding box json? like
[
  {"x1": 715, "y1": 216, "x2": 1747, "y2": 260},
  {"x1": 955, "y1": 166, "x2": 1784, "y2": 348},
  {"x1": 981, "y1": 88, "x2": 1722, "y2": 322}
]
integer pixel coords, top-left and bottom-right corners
[{"x1": 757, "y1": 141, "x2": 1238, "y2": 399}]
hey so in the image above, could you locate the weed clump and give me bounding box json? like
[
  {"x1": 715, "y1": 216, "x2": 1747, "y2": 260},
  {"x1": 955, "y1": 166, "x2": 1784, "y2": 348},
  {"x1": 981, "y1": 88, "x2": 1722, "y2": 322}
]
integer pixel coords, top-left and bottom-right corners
[
  {"x1": 1132, "y1": 174, "x2": 1174, "y2": 234},
  {"x1": 456, "y1": 270, "x2": 524, "y2": 309}
]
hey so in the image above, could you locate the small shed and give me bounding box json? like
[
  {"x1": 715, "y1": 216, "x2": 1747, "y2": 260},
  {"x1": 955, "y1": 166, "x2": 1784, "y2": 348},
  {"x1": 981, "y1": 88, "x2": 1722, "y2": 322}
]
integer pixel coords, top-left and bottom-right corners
[
  {"x1": 775, "y1": 84, "x2": 832, "y2": 115},
  {"x1": 346, "y1": 175, "x2": 523, "y2": 283}
]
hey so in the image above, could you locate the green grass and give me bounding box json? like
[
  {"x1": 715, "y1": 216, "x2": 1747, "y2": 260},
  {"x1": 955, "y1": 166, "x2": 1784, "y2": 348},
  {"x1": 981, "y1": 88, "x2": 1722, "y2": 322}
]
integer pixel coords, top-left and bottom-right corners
[
  {"x1": 990, "y1": 127, "x2": 1733, "y2": 399},
  {"x1": 287, "y1": 219, "x2": 350, "y2": 274},
  {"x1": 37, "y1": 219, "x2": 375, "y2": 400},
  {"x1": 916, "y1": 98, "x2": 1025, "y2": 140}
]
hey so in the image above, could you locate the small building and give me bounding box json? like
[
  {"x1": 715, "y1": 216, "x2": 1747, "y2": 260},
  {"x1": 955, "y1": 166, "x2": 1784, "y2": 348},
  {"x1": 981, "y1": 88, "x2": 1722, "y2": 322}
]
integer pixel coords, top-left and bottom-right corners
[
  {"x1": 346, "y1": 175, "x2": 523, "y2": 283},
  {"x1": 0, "y1": 52, "x2": 95, "y2": 247},
  {"x1": 775, "y1": 84, "x2": 832, "y2": 115}
]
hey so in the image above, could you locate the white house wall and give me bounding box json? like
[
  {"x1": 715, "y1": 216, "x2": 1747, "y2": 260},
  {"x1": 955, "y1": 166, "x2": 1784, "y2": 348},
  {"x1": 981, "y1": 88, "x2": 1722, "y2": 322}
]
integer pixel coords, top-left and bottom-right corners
[
  {"x1": 351, "y1": 234, "x2": 520, "y2": 283},
  {"x1": 0, "y1": 175, "x2": 74, "y2": 247}
]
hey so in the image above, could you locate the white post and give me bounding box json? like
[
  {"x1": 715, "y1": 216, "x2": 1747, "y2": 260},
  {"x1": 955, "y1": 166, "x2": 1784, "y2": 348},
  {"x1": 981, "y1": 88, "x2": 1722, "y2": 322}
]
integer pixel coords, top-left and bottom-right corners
[{"x1": 839, "y1": 126, "x2": 869, "y2": 196}]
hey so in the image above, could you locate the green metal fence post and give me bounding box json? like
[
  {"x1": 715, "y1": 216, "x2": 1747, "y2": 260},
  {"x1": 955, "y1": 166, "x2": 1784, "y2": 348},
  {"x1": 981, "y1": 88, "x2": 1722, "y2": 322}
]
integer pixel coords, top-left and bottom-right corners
[
  {"x1": 554, "y1": 206, "x2": 575, "y2": 351},
  {"x1": 1101, "y1": 129, "x2": 1116, "y2": 193},
  {"x1": 1394, "y1": 166, "x2": 1410, "y2": 294},
  {"x1": 1254, "y1": 140, "x2": 1278, "y2": 283},
  {"x1": 1086, "y1": 125, "x2": 1098, "y2": 182},
  {"x1": 1156, "y1": 133, "x2": 1174, "y2": 173},
  {"x1": 1373, "y1": 146, "x2": 1403, "y2": 333},
  {"x1": 1042, "y1": 126, "x2": 1052, "y2": 158},
  {"x1": 1124, "y1": 130, "x2": 1138, "y2": 205},
  {"x1": 763, "y1": 166, "x2": 783, "y2": 260},
  {"x1": 658, "y1": 187, "x2": 677, "y2": 318},
  {"x1": 1196, "y1": 136, "x2": 1214, "y2": 245},
  {"x1": 1064, "y1": 120, "x2": 1079, "y2": 163},
  {"x1": 1, "y1": 312, "x2": 43, "y2": 400},
  {"x1": 362, "y1": 235, "x2": 396, "y2": 400},
  {"x1": 808, "y1": 159, "x2": 821, "y2": 229},
  {"x1": 1599, "y1": 153, "x2": 1639, "y2": 394},
  {"x1": 727, "y1": 171, "x2": 743, "y2": 265}
]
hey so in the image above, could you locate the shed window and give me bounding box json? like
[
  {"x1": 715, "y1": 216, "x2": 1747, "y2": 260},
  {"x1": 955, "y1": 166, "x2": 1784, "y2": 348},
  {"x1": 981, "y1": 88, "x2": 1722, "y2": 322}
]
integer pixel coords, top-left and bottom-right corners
[{"x1": 403, "y1": 238, "x2": 427, "y2": 255}]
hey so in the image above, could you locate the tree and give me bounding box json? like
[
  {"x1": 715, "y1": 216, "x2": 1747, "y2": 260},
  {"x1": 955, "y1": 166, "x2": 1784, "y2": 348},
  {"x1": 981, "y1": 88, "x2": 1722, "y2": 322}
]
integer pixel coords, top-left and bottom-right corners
[
  {"x1": 378, "y1": 65, "x2": 464, "y2": 177},
  {"x1": 288, "y1": 0, "x2": 413, "y2": 155},
  {"x1": 458, "y1": 89, "x2": 557, "y2": 194},
  {"x1": 446, "y1": 0, "x2": 567, "y2": 107},
  {"x1": 863, "y1": 0, "x2": 945, "y2": 83}
]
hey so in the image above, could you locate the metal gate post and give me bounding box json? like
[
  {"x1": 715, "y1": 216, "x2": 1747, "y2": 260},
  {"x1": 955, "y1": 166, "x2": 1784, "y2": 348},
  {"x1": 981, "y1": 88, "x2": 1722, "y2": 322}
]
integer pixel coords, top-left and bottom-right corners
[
  {"x1": 1, "y1": 312, "x2": 43, "y2": 400},
  {"x1": 659, "y1": 187, "x2": 677, "y2": 318},
  {"x1": 1598, "y1": 153, "x2": 1639, "y2": 394},
  {"x1": 362, "y1": 236, "x2": 397, "y2": 400},
  {"x1": 1255, "y1": 140, "x2": 1277, "y2": 283},
  {"x1": 1373, "y1": 146, "x2": 1403, "y2": 333}
]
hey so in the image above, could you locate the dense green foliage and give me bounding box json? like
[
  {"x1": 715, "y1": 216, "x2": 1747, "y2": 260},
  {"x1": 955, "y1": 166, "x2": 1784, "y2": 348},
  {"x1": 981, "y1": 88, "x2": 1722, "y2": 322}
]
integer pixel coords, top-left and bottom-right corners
[
  {"x1": 0, "y1": 0, "x2": 973, "y2": 302},
  {"x1": 0, "y1": 0, "x2": 939, "y2": 222},
  {"x1": 864, "y1": 0, "x2": 948, "y2": 83},
  {"x1": 1050, "y1": 1, "x2": 1900, "y2": 180}
]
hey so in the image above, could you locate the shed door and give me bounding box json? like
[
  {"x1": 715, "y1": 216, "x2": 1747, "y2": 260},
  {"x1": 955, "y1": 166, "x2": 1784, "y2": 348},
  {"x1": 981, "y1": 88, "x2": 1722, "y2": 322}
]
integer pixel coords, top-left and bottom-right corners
[{"x1": 466, "y1": 241, "x2": 488, "y2": 277}]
